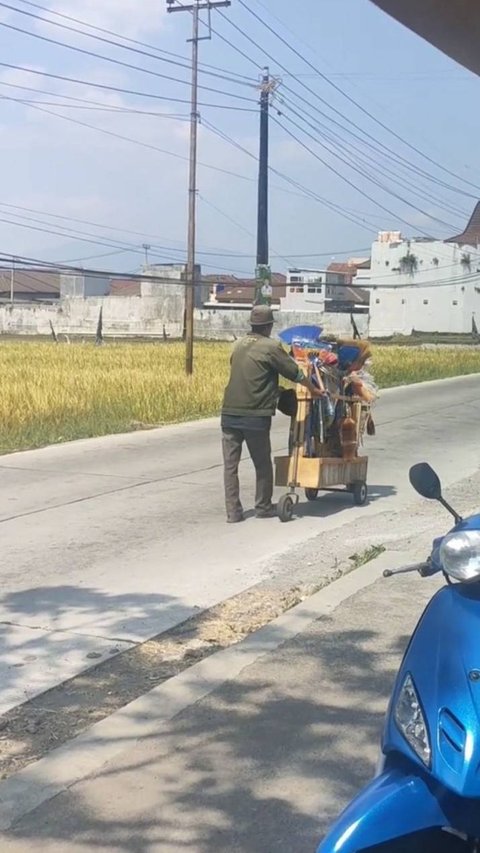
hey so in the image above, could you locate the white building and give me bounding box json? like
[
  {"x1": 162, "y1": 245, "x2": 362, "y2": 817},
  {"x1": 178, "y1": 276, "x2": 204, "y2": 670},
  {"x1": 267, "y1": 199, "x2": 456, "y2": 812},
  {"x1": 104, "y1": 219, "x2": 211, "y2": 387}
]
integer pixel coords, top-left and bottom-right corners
[
  {"x1": 361, "y1": 209, "x2": 480, "y2": 337},
  {"x1": 283, "y1": 268, "x2": 327, "y2": 311},
  {"x1": 282, "y1": 266, "x2": 369, "y2": 314}
]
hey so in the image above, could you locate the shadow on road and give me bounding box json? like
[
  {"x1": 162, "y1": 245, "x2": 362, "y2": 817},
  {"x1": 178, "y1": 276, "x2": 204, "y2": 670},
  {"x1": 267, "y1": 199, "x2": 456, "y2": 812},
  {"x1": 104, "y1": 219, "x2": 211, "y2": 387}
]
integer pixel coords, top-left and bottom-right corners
[
  {"x1": 0, "y1": 584, "x2": 191, "y2": 715},
  {"x1": 0, "y1": 575, "x2": 429, "y2": 853}
]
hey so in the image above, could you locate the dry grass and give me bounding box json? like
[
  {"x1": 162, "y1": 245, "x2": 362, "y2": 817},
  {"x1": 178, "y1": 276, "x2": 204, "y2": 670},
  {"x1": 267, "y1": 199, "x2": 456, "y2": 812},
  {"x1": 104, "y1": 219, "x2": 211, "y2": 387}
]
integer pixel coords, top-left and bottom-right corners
[{"x1": 1, "y1": 340, "x2": 479, "y2": 454}]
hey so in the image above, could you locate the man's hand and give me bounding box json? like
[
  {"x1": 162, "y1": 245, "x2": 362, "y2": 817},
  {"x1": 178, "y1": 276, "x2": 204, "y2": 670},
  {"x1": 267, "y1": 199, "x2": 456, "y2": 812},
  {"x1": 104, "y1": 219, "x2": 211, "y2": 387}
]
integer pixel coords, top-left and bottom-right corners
[{"x1": 300, "y1": 376, "x2": 325, "y2": 398}]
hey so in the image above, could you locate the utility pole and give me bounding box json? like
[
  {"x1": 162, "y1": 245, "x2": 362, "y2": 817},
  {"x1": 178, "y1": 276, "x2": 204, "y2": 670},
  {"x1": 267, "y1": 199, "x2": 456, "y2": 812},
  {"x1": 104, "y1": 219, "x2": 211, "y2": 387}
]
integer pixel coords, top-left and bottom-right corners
[
  {"x1": 255, "y1": 69, "x2": 278, "y2": 306},
  {"x1": 10, "y1": 257, "x2": 15, "y2": 304},
  {"x1": 167, "y1": 0, "x2": 231, "y2": 375},
  {"x1": 142, "y1": 243, "x2": 151, "y2": 266}
]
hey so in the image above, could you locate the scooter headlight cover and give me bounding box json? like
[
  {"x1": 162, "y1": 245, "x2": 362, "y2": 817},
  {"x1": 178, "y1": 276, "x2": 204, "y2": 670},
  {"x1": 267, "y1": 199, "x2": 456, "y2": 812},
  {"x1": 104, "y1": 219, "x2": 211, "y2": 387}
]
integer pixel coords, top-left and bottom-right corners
[
  {"x1": 394, "y1": 674, "x2": 431, "y2": 766},
  {"x1": 440, "y1": 530, "x2": 480, "y2": 582}
]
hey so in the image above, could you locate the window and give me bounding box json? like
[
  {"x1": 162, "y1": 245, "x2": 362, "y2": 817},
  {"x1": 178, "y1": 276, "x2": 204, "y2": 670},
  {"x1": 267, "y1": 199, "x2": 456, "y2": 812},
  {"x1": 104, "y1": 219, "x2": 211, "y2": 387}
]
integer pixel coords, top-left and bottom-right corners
[
  {"x1": 453, "y1": 300, "x2": 458, "y2": 306},
  {"x1": 423, "y1": 300, "x2": 429, "y2": 305},
  {"x1": 308, "y1": 285, "x2": 322, "y2": 294},
  {"x1": 289, "y1": 276, "x2": 303, "y2": 283},
  {"x1": 375, "y1": 298, "x2": 380, "y2": 304},
  {"x1": 401, "y1": 299, "x2": 406, "y2": 305}
]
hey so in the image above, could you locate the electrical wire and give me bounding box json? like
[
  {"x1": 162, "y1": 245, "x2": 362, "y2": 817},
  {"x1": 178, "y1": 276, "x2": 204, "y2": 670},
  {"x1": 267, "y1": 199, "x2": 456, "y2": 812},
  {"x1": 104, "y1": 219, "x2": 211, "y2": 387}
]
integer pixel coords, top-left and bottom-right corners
[
  {"x1": 0, "y1": 1, "x2": 256, "y2": 89},
  {"x1": 14, "y1": 0, "x2": 256, "y2": 83},
  {"x1": 0, "y1": 17, "x2": 256, "y2": 103},
  {"x1": 202, "y1": 119, "x2": 398, "y2": 234},
  {"x1": 0, "y1": 80, "x2": 191, "y2": 118},
  {"x1": 215, "y1": 6, "x2": 480, "y2": 203},
  {"x1": 276, "y1": 92, "x2": 470, "y2": 220},
  {"x1": 236, "y1": 0, "x2": 480, "y2": 194},
  {"x1": 271, "y1": 114, "x2": 443, "y2": 237},
  {"x1": 274, "y1": 110, "x2": 461, "y2": 232},
  {"x1": 0, "y1": 61, "x2": 257, "y2": 112}
]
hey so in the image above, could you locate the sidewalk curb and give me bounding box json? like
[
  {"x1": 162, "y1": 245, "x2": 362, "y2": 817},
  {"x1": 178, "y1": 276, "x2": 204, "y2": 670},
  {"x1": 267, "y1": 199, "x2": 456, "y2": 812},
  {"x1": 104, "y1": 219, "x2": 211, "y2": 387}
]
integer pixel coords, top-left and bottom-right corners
[{"x1": 0, "y1": 548, "x2": 418, "y2": 832}]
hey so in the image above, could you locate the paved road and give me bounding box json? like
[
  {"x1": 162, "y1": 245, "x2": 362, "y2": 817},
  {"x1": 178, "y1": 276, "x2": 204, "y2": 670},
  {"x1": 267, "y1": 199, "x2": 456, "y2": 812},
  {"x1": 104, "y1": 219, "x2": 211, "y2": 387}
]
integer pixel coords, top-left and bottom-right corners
[
  {"x1": 0, "y1": 374, "x2": 479, "y2": 713},
  {"x1": 0, "y1": 563, "x2": 441, "y2": 853}
]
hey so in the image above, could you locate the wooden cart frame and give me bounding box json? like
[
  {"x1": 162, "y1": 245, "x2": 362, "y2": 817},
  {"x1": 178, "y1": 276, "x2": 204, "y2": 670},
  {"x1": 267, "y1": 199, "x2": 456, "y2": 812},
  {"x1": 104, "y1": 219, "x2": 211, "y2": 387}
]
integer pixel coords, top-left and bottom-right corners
[{"x1": 274, "y1": 365, "x2": 370, "y2": 522}]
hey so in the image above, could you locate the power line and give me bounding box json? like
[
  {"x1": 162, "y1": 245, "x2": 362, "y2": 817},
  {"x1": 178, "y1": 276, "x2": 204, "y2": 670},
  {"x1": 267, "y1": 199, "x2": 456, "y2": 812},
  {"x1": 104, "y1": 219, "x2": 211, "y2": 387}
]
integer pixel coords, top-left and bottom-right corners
[
  {"x1": 0, "y1": 61, "x2": 257, "y2": 111},
  {"x1": 236, "y1": 0, "x2": 480, "y2": 194},
  {"x1": 274, "y1": 109, "x2": 461, "y2": 232},
  {"x1": 0, "y1": 18, "x2": 255, "y2": 103},
  {"x1": 202, "y1": 119, "x2": 397, "y2": 233},
  {"x1": 0, "y1": 80, "x2": 191, "y2": 118},
  {"x1": 198, "y1": 193, "x2": 295, "y2": 266},
  {"x1": 0, "y1": 92, "x2": 261, "y2": 185},
  {"x1": 0, "y1": 0, "x2": 255, "y2": 88},
  {"x1": 14, "y1": 0, "x2": 256, "y2": 83},
  {"x1": 276, "y1": 92, "x2": 470, "y2": 219},
  {"x1": 271, "y1": 115, "x2": 444, "y2": 237},
  {"x1": 215, "y1": 6, "x2": 480, "y2": 203},
  {"x1": 5, "y1": 85, "x2": 383, "y2": 224},
  {"x1": 0, "y1": 200, "x2": 371, "y2": 261}
]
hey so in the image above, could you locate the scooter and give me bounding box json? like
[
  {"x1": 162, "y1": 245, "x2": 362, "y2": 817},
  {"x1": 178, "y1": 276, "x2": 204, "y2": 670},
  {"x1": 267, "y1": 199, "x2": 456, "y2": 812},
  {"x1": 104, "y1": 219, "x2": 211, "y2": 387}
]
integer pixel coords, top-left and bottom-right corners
[{"x1": 317, "y1": 463, "x2": 480, "y2": 853}]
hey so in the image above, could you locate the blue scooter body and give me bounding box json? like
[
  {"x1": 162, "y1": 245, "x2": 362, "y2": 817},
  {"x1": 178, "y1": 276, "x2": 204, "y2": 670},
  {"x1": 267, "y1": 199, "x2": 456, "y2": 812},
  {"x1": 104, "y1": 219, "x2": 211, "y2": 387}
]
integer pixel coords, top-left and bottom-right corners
[{"x1": 317, "y1": 514, "x2": 480, "y2": 852}]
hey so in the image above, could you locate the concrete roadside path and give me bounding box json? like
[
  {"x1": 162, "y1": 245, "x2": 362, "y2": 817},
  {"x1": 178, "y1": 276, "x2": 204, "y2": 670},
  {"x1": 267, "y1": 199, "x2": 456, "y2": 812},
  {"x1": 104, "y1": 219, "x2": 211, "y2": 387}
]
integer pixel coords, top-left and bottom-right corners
[{"x1": 0, "y1": 549, "x2": 442, "y2": 853}]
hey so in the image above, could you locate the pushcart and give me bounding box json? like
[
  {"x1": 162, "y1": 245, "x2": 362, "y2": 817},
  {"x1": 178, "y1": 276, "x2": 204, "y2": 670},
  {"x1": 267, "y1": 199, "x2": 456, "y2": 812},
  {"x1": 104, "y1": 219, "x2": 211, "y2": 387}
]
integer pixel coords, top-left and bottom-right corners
[{"x1": 274, "y1": 359, "x2": 370, "y2": 523}]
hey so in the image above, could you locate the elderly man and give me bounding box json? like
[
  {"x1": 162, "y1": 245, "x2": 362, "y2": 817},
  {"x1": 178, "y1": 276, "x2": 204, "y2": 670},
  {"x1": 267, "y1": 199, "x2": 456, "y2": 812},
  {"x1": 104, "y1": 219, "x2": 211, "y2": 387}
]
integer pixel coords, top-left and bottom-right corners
[{"x1": 221, "y1": 304, "x2": 321, "y2": 523}]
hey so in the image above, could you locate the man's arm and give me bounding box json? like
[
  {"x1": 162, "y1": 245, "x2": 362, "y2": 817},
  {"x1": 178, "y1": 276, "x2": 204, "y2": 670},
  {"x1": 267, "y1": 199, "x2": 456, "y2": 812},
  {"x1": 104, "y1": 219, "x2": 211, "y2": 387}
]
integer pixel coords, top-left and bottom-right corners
[
  {"x1": 298, "y1": 372, "x2": 324, "y2": 398},
  {"x1": 270, "y1": 344, "x2": 324, "y2": 397}
]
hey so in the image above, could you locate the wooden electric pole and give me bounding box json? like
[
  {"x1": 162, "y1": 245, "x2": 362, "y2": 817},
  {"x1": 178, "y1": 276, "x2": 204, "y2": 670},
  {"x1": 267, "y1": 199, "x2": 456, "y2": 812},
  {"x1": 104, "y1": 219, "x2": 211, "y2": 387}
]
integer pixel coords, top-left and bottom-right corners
[{"x1": 167, "y1": 0, "x2": 231, "y2": 375}]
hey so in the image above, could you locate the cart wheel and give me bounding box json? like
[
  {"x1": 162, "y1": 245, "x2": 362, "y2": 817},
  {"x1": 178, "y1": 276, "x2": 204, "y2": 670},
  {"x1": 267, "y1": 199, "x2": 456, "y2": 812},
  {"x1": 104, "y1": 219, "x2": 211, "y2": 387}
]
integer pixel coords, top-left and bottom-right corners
[
  {"x1": 352, "y1": 481, "x2": 368, "y2": 506},
  {"x1": 305, "y1": 488, "x2": 319, "y2": 502},
  {"x1": 278, "y1": 494, "x2": 295, "y2": 523}
]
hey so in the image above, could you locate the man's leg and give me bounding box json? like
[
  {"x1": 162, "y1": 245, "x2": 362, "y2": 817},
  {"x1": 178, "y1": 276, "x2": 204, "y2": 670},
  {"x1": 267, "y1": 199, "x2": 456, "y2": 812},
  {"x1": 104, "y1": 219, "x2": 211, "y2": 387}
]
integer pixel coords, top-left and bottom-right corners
[
  {"x1": 244, "y1": 428, "x2": 274, "y2": 516},
  {"x1": 222, "y1": 428, "x2": 244, "y2": 522}
]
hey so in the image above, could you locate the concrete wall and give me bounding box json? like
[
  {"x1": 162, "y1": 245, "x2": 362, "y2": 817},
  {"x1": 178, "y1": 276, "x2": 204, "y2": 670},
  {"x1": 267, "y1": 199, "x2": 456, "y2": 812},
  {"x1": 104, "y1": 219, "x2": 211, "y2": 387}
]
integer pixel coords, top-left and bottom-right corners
[
  {"x1": 0, "y1": 297, "x2": 183, "y2": 338},
  {"x1": 358, "y1": 237, "x2": 480, "y2": 288},
  {"x1": 360, "y1": 234, "x2": 480, "y2": 337},
  {"x1": 0, "y1": 299, "x2": 369, "y2": 340},
  {"x1": 194, "y1": 308, "x2": 369, "y2": 340},
  {"x1": 60, "y1": 274, "x2": 110, "y2": 298},
  {"x1": 369, "y1": 282, "x2": 480, "y2": 337}
]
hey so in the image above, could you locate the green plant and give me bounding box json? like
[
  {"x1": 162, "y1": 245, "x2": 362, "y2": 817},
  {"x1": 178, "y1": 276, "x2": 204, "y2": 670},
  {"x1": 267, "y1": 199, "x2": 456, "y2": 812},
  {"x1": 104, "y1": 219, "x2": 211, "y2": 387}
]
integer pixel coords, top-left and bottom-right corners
[
  {"x1": 399, "y1": 252, "x2": 418, "y2": 276},
  {"x1": 461, "y1": 252, "x2": 472, "y2": 271},
  {"x1": 349, "y1": 544, "x2": 386, "y2": 569}
]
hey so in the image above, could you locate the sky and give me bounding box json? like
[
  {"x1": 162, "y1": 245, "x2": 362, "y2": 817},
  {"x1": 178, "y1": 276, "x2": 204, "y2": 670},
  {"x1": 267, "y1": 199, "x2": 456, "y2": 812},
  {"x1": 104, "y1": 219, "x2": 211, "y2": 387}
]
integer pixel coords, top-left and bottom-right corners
[{"x1": 0, "y1": 0, "x2": 479, "y2": 277}]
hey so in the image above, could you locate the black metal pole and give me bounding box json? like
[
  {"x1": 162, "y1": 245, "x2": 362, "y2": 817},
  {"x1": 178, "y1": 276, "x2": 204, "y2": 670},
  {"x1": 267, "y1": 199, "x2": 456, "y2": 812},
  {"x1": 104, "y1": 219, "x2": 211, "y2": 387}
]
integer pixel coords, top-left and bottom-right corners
[{"x1": 256, "y1": 67, "x2": 269, "y2": 268}]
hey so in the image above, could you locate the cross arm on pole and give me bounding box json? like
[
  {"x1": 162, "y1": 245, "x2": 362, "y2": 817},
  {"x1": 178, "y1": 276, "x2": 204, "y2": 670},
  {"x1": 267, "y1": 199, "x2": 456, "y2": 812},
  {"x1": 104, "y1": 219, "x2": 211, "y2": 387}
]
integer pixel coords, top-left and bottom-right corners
[{"x1": 167, "y1": 1, "x2": 231, "y2": 12}]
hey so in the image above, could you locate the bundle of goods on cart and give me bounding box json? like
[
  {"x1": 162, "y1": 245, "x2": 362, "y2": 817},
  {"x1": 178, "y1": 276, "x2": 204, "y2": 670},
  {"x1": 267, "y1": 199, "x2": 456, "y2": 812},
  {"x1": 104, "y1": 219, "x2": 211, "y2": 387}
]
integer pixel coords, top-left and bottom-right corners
[{"x1": 274, "y1": 325, "x2": 378, "y2": 522}]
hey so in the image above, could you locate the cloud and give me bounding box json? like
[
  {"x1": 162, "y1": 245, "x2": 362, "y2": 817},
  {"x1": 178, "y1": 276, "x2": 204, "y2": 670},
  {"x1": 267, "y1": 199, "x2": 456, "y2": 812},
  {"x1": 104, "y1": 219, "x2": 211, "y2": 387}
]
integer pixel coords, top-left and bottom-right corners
[{"x1": 45, "y1": 0, "x2": 164, "y2": 38}]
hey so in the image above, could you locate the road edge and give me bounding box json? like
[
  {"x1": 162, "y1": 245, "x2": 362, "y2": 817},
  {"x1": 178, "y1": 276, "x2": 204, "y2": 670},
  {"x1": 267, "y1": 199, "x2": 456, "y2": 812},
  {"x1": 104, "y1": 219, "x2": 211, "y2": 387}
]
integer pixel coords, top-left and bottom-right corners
[
  {"x1": 2, "y1": 371, "x2": 479, "y2": 463},
  {"x1": 0, "y1": 547, "x2": 419, "y2": 832}
]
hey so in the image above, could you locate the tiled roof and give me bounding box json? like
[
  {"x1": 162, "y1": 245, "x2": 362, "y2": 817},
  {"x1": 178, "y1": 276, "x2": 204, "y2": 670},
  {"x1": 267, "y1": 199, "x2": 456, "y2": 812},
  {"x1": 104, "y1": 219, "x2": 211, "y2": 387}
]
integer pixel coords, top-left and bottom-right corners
[
  {"x1": 0, "y1": 269, "x2": 60, "y2": 296},
  {"x1": 445, "y1": 202, "x2": 480, "y2": 246}
]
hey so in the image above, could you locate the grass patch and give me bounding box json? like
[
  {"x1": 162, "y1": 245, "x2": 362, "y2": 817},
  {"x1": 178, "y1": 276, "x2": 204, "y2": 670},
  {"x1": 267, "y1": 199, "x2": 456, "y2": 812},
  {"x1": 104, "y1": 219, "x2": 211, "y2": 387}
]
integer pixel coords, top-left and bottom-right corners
[
  {"x1": 1, "y1": 340, "x2": 480, "y2": 454},
  {"x1": 349, "y1": 544, "x2": 386, "y2": 569}
]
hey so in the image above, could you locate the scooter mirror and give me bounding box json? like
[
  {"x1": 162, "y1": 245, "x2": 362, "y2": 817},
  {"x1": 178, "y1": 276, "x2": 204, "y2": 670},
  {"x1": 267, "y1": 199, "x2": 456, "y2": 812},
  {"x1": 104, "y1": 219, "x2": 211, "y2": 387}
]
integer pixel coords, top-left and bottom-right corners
[{"x1": 409, "y1": 463, "x2": 442, "y2": 500}]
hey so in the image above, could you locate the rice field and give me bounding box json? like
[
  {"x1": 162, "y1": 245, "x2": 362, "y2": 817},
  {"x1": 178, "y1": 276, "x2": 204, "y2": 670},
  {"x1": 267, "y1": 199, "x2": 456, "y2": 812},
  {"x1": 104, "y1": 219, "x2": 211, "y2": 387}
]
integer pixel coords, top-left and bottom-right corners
[{"x1": 1, "y1": 339, "x2": 479, "y2": 454}]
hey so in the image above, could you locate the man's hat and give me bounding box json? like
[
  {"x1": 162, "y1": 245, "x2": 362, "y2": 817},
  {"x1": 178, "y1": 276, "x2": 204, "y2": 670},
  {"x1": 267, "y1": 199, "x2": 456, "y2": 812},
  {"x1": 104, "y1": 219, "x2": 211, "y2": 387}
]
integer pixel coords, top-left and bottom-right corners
[{"x1": 250, "y1": 304, "x2": 275, "y2": 326}]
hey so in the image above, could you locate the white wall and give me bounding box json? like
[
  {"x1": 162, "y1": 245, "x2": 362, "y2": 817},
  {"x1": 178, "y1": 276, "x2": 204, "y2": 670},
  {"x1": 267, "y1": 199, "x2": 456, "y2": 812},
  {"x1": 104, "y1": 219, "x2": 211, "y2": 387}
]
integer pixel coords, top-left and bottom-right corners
[
  {"x1": 358, "y1": 237, "x2": 480, "y2": 289},
  {"x1": 369, "y1": 282, "x2": 480, "y2": 337},
  {"x1": 0, "y1": 299, "x2": 369, "y2": 340},
  {"x1": 194, "y1": 308, "x2": 368, "y2": 340},
  {"x1": 362, "y1": 235, "x2": 480, "y2": 336}
]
